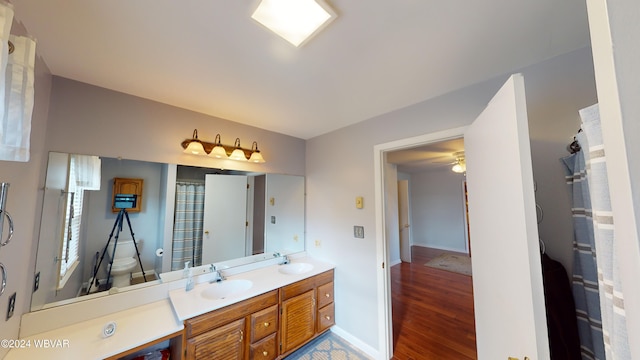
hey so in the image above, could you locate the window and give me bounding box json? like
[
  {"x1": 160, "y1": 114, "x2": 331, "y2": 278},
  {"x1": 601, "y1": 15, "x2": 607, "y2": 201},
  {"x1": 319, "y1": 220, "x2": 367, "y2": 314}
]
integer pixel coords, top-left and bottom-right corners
[{"x1": 57, "y1": 155, "x2": 101, "y2": 289}]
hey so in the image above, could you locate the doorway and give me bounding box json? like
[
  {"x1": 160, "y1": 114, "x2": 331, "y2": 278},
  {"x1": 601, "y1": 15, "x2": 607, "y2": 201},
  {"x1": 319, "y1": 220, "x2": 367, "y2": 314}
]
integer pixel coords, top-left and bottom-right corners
[
  {"x1": 373, "y1": 126, "x2": 468, "y2": 358},
  {"x1": 384, "y1": 133, "x2": 475, "y2": 358},
  {"x1": 375, "y1": 74, "x2": 549, "y2": 359}
]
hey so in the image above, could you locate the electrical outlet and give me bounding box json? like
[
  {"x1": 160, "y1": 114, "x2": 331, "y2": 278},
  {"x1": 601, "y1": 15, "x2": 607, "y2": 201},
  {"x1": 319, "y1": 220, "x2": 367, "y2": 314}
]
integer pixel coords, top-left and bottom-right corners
[
  {"x1": 34, "y1": 271, "x2": 40, "y2": 292},
  {"x1": 354, "y1": 226, "x2": 365, "y2": 238},
  {"x1": 6, "y1": 292, "x2": 16, "y2": 320},
  {"x1": 315, "y1": 239, "x2": 321, "y2": 247}
]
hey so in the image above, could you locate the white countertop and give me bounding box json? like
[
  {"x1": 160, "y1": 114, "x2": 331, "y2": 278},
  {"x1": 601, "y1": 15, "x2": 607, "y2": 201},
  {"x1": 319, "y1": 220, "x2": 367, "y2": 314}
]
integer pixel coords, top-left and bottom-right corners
[
  {"x1": 5, "y1": 256, "x2": 334, "y2": 360},
  {"x1": 5, "y1": 299, "x2": 182, "y2": 360},
  {"x1": 169, "y1": 256, "x2": 335, "y2": 320}
]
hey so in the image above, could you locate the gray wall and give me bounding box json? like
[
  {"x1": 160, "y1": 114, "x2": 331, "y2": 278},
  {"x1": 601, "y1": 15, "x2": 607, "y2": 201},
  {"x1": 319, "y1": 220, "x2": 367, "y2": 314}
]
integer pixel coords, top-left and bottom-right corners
[
  {"x1": 8, "y1": 75, "x2": 306, "y2": 356},
  {"x1": 410, "y1": 168, "x2": 467, "y2": 252},
  {"x1": 0, "y1": 23, "x2": 52, "y2": 358},
  {"x1": 305, "y1": 46, "x2": 597, "y2": 349}
]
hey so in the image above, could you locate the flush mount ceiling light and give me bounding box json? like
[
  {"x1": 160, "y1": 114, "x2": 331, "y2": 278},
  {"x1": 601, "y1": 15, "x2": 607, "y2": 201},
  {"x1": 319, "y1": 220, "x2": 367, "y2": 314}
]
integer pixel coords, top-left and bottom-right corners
[{"x1": 251, "y1": 0, "x2": 337, "y2": 47}]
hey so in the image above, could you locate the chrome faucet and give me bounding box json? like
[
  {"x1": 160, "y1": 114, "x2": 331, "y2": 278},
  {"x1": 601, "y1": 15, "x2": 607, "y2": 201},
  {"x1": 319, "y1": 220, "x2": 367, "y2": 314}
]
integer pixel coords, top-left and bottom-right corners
[
  {"x1": 273, "y1": 252, "x2": 290, "y2": 265},
  {"x1": 209, "y1": 264, "x2": 226, "y2": 283}
]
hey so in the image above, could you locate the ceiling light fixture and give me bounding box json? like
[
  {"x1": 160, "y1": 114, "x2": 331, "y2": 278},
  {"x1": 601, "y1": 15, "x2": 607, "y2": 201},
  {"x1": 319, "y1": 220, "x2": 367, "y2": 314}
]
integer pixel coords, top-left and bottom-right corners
[
  {"x1": 451, "y1": 158, "x2": 466, "y2": 173},
  {"x1": 181, "y1": 129, "x2": 266, "y2": 163},
  {"x1": 251, "y1": 0, "x2": 337, "y2": 47}
]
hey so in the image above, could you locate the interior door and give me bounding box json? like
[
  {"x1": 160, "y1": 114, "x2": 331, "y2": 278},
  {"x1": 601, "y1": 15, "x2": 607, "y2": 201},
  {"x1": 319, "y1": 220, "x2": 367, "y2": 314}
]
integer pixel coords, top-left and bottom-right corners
[
  {"x1": 464, "y1": 74, "x2": 549, "y2": 359},
  {"x1": 397, "y1": 180, "x2": 412, "y2": 263},
  {"x1": 202, "y1": 174, "x2": 248, "y2": 263}
]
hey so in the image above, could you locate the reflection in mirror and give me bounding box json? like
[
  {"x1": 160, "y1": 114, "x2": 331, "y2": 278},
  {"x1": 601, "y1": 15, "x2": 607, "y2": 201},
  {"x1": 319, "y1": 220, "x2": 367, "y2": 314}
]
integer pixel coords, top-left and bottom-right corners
[{"x1": 31, "y1": 153, "x2": 305, "y2": 311}]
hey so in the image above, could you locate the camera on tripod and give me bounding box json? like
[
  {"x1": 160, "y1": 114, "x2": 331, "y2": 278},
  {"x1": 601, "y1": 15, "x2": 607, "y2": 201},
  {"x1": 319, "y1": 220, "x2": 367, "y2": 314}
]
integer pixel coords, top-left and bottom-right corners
[{"x1": 113, "y1": 194, "x2": 137, "y2": 209}]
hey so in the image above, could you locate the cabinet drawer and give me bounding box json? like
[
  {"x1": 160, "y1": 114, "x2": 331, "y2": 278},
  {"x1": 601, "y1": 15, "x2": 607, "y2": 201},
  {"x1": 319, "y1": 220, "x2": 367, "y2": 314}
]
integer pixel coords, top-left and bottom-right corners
[
  {"x1": 186, "y1": 290, "x2": 278, "y2": 338},
  {"x1": 251, "y1": 304, "x2": 278, "y2": 342},
  {"x1": 317, "y1": 281, "x2": 334, "y2": 309},
  {"x1": 249, "y1": 333, "x2": 277, "y2": 360},
  {"x1": 317, "y1": 302, "x2": 335, "y2": 333}
]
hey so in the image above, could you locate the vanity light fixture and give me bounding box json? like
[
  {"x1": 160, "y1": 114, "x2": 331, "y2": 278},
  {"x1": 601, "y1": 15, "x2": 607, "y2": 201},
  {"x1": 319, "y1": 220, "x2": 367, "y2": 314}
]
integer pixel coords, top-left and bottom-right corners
[
  {"x1": 183, "y1": 129, "x2": 207, "y2": 155},
  {"x1": 451, "y1": 158, "x2": 466, "y2": 173},
  {"x1": 208, "y1": 134, "x2": 227, "y2": 159},
  {"x1": 181, "y1": 129, "x2": 266, "y2": 163},
  {"x1": 249, "y1": 142, "x2": 265, "y2": 163},
  {"x1": 251, "y1": 0, "x2": 337, "y2": 47},
  {"x1": 229, "y1": 138, "x2": 248, "y2": 161}
]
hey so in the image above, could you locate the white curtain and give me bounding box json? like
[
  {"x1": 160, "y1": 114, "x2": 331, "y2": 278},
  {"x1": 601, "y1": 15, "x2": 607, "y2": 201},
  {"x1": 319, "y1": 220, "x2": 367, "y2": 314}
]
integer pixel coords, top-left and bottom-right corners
[
  {"x1": 579, "y1": 104, "x2": 630, "y2": 359},
  {"x1": 0, "y1": 34, "x2": 36, "y2": 162},
  {"x1": 71, "y1": 154, "x2": 101, "y2": 190},
  {"x1": 0, "y1": 3, "x2": 12, "y2": 118}
]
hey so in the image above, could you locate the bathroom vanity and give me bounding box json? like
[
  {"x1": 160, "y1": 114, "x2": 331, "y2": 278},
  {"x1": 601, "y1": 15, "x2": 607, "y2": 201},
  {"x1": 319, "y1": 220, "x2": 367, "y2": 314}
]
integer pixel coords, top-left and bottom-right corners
[{"x1": 6, "y1": 256, "x2": 335, "y2": 360}]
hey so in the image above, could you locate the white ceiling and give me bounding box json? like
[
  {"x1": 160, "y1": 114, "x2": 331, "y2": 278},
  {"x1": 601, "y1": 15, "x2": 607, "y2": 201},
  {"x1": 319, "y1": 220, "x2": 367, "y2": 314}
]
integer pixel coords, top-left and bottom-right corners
[{"x1": 11, "y1": 0, "x2": 590, "y2": 140}]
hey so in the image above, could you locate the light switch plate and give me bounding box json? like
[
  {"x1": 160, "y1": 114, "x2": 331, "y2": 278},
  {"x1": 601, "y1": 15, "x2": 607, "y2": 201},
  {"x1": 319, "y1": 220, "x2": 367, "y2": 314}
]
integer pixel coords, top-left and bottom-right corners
[
  {"x1": 6, "y1": 292, "x2": 16, "y2": 320},
  {"x1": 34, "y1": 271, "x2": 40, "y2": 292},
  {"x1": 354, "y1": 226, "x2": 364, "y2": 238}
]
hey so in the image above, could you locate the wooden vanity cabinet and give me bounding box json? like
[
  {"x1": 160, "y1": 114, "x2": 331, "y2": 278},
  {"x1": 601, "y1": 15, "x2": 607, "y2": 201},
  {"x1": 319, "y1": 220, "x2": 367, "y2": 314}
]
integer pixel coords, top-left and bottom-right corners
[
  {"x1": 183, "y1": 269, "x2": 335, "y2": 360},
  {"x1": 184, "y1": 290, "x2": 279, "y2": 360},
  {"x1": 280, "y1": 269, "x2": 335, "y2": 357}
]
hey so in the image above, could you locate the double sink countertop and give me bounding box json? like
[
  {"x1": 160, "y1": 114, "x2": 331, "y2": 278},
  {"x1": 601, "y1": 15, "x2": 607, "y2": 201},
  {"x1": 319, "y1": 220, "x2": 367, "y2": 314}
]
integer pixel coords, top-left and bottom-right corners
[
  {"x1": 169, "y1": 256, "x2": 335, "y2": 320},
  {"x1": 5, "y1": 255, "x2": 334, "y2": 360}
]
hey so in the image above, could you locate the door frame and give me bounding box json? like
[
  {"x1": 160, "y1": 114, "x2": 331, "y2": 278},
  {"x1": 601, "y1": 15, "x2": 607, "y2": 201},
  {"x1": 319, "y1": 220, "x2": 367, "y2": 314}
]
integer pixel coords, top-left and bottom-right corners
[{"x1": 373, "y1": 126, "x2": 467, "y2": 359}]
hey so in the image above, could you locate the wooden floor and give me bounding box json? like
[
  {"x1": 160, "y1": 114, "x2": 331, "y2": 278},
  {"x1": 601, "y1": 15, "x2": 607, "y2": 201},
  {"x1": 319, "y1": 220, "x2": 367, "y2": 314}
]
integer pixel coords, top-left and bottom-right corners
[{"x1": 391, "y1": 246, "x2": 477, "y2": 360}]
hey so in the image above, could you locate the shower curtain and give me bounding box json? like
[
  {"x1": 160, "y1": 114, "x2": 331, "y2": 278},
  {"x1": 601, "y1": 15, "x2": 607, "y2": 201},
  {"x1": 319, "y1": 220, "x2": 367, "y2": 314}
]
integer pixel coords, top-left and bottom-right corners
[
  {"x1": 563, "y1": 132, "x2": 604, "y2": 359},
  {"x1": 171, "y1": 182, "x2": 205, "y2": 270},
  {"x1": 564, "y1": 104, "x2": 631, "y2": 359}
]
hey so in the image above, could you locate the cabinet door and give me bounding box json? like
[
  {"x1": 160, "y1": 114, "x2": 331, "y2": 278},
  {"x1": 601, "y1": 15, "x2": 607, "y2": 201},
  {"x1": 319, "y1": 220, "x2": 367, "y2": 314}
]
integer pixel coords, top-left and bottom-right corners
[
  {"x1": 186, "y1": 318, "x2": 245, "y2": 360},
  {"x1": 112, "y1": 177, "x2": 143, "y2": 212},
  {"x1": 281, "y1": 289, "x2": 315, "y2": 354}
]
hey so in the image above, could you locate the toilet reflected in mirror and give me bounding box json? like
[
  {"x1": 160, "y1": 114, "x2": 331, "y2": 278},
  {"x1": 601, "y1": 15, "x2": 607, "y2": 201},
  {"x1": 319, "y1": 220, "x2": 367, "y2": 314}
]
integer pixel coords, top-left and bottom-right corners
[{"x1": 106, "y1": 239, "x2": 143, "y2": 289}]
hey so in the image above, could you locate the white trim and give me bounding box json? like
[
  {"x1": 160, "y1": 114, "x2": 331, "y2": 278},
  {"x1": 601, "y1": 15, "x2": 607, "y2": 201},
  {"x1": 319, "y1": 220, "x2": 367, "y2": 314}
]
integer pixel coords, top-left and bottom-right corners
[
  {"x1": 388, "y1": 258, "x2": 402, "y2": 267},
  {"x1": 412, "y1": 243, "x2": 467, "y2": 254},
  {"x1": 373, "y1": 126, "x2": 467, "y2": 359},
  {"x1": 330, "y1": 326, "x2": 380, "y2": 360}
]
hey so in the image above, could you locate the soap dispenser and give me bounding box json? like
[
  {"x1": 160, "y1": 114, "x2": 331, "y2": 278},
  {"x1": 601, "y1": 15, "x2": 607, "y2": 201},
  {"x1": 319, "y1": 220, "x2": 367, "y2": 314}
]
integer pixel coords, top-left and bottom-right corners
[{"x1": 184, "y1": 261, "x2": 194, "y2": 292}]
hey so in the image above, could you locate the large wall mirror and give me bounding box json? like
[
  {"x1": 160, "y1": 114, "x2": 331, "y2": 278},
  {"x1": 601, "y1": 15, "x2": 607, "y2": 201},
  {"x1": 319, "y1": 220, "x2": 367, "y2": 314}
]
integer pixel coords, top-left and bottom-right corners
[{"x1": 31, "y1": 152, "x2": 305, "y2": 311}]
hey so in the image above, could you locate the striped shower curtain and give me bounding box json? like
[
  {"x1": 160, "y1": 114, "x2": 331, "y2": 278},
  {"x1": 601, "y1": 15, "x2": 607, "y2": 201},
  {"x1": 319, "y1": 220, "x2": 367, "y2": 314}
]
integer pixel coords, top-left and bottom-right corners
[
  {"x1": 171, "y1": 182, "x2": 205, "y2": 270},
  {"x1": 579, "y1": 104, "x2": 630, "y2": 359},
  {"x1": 563, "y1": 132, "x2": 604, "y2": 359},
  {"x1": 564, "y1": 104, "x2": 631, "y2": 359}
]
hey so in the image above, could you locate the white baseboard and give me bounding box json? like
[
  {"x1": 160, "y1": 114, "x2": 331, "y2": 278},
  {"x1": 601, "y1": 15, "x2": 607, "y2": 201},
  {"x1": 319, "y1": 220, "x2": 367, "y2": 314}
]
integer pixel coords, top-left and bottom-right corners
[
  {"x1": 389, "y1": 258, "x2": 402, "y2": 267},
  {"x1": 330, "y1": 326, "x2": 381, "y2": 360},
  {"x1": 413, "y1": 243, "x2": 468, "y2": 254}
]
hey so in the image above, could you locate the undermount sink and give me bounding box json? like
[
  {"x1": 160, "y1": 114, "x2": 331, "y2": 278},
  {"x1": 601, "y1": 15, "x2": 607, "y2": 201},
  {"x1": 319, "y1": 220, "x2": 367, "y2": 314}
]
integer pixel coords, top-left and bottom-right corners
[
  {"x1": 200, "y1": 279, "x2": 253, "y2": 300},
  {"x1": 278, "y1": 262, "x2": 314, "y2": 275}
]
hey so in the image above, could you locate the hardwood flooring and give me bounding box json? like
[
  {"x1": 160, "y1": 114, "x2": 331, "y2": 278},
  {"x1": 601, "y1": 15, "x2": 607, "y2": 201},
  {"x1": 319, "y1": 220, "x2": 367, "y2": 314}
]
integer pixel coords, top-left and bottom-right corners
[{"x1": 391, "y1": 246, "x2": 477, "y2": 360}]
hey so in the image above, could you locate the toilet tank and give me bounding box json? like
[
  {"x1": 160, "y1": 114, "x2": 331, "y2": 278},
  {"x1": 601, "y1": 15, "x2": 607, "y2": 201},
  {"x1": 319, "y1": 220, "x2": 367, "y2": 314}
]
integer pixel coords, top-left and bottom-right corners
[{"x1": 106, "y1": 239, "x2": 143, "y2": 259}]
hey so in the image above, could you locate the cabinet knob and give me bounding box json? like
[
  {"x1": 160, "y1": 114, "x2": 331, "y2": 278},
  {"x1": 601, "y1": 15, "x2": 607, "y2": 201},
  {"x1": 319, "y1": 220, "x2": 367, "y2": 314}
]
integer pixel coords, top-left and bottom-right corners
[
  {"x1": 325, "y1": 293, "x2": 330, "y2": 298},
  {"x1": 263, "y1": 322, "x2": 270, "y2": 327},
  {"x1": 263, "y1": 351, "x2": 269, "y2": 356},
  {"x1": 325, "y1": 315, "x2": 331, "y2": 320}
]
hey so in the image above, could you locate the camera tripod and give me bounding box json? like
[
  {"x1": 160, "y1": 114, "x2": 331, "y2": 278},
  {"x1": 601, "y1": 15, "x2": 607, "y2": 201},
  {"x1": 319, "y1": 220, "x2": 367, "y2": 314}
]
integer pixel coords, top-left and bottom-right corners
[{"x1": 90, "y1": 208, "x2": 147, "y2": 292}]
